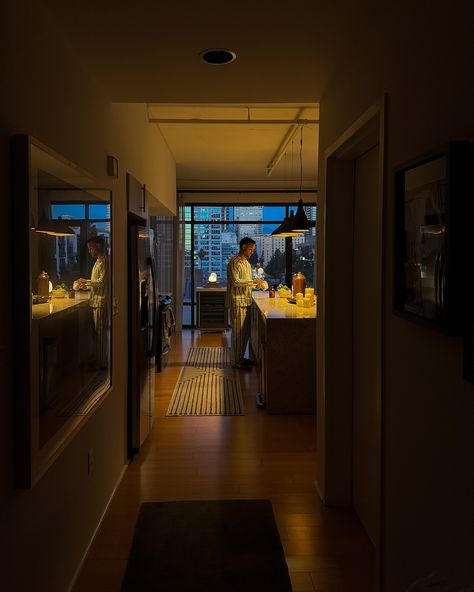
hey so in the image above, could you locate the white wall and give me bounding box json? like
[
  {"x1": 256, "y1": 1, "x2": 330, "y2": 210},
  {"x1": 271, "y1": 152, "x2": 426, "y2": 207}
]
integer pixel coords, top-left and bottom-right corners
[
  {"x1": 110, "y1": 103, "x2": 176, "y2": 215},
  {"x1": 0, "y1": 3, "x2": 175, "y2": 590},
  {"x1": 316, "y1": 2, "x2": 474, "y2": 590}
]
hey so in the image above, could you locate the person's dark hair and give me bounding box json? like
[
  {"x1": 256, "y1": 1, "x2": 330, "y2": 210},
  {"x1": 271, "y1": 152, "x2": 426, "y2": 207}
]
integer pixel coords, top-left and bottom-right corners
[
  {"x1": 239, "y1": 237, "x2": 256, "y2": 248},
  {"x1": 87, "y1": 234, "x2": 105, "y2": 246}
]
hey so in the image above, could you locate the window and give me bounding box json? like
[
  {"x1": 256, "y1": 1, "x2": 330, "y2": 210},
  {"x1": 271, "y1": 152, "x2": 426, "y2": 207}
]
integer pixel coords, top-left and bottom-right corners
[{"x1": 182, "y1": 203, "x2": 316, "y2": 327}]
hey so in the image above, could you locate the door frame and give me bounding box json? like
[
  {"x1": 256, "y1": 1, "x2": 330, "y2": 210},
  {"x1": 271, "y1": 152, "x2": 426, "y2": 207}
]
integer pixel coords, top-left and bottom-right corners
[{"x1": 315, "y1": 96, "x2": 386, "y2": 590}]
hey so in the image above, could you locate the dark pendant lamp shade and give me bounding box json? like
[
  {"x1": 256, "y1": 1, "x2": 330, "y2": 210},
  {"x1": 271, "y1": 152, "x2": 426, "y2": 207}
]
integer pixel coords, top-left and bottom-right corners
[
  {"x1": 292, "y1": 199, "x2": 310, "y2": 232},
  {"x1": 272, "y1": 211, "x2": 301, "y2": 237},
  {"x1": 271, "y1": 218, "x2": 286, "y2": 236},
  {"x1": 35, "y1": 213, "x2": 75, "y2": 237}
]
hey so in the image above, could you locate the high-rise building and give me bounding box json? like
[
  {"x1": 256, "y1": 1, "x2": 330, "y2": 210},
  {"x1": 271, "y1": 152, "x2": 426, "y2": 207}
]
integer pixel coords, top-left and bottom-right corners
[
  {"x1": 234, "y1": 206, "x2": 263, "y2": 240},
  {"x1": 260, "y1": 234, "x2": 306, "y2": 266},
  {"x1": 192, "y1": 207, "x2": 237, "y2": 283}
]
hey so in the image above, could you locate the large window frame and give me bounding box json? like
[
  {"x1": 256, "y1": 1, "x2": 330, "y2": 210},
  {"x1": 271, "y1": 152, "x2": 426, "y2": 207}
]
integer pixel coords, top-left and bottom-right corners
[{"x1": 182, "y1": 202, "x2": 316, "y2": 327}]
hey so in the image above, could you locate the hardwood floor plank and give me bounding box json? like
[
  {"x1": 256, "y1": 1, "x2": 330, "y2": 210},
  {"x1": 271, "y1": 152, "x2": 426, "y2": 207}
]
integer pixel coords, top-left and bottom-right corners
[{"x1": 73, "y1": 329, "x2": 374, "y2": 591}]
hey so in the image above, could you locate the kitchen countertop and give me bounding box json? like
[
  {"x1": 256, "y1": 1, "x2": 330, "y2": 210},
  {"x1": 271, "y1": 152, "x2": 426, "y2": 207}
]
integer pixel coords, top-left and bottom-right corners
[
  {"x1": 252, "y1": 292, "x2": 316, "y2": 320},
  {"x1": 32, "y1": 293, "x2": 91, "y2": 320}
]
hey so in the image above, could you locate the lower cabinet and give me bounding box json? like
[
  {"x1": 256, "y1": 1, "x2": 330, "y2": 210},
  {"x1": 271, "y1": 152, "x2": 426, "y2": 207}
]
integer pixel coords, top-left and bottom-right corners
[
  {"x1": 251, "y1": 302, "x2": 316, "y2": 414},
  {"x1": 197, "y1": 288, "x2": 228, "y2": 330}
]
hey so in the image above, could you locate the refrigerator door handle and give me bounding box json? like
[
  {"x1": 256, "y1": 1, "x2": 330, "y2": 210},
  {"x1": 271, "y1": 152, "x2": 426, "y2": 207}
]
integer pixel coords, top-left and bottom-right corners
[{"x1": 146, "y1": 256, "x2": 157, "y2": 358}]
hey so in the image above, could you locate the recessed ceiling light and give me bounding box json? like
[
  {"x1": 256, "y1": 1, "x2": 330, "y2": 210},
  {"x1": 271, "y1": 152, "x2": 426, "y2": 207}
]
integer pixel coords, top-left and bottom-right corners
[{"x1": 200, "y1": 48, "x2": 237, "y2": 65}]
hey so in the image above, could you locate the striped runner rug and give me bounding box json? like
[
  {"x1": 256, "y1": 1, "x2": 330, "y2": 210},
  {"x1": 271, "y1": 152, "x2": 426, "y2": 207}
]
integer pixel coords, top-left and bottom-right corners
[{"x1": 166, "y1": 347, "x2": 244, "y2": 416}]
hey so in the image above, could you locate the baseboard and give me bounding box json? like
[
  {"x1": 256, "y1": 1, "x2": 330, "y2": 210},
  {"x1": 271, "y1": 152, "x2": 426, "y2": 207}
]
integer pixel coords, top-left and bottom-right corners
[
  {"x1": 67, "y1": 463, "x2": 128, "y2": 592},
  {"x1": 313, "y1": 478, "x2": 324, "y2": 502}
]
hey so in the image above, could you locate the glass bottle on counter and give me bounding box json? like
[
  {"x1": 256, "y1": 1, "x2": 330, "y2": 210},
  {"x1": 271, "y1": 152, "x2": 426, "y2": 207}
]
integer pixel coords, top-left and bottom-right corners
[
  {"x1": 292, "y1": 272, "x2": 306, "y2": 296},
  {"x1": 37, "y1": 270, "x2": 50, "y2": 297}
]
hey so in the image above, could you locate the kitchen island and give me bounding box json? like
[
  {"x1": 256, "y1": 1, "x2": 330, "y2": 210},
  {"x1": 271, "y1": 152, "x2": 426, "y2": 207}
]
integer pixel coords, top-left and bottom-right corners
[
  {"x1": 250, "y1": 292, "x2": 316, "y2": 414},
  {"x1": 31, "y1": 292, "x2": 99, "y2": 444},
  {"x1": 32, "y1": 292, "x2": 91, "y2": 320}
]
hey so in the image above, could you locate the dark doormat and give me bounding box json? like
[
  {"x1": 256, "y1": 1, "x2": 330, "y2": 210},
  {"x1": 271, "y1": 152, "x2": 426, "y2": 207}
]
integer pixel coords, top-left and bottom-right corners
[{"x1": 121, "y1": 499, "x2": 293, "y2": 591}]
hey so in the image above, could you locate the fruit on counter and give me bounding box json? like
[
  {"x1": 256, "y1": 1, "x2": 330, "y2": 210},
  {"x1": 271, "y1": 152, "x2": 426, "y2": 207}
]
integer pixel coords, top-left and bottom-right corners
[
  {"x1": 52, "y1": 283, "x2": 68, "y2": 298},
  {"x1": 276, "y1": 283, "x2": 292, "y2": 297}
]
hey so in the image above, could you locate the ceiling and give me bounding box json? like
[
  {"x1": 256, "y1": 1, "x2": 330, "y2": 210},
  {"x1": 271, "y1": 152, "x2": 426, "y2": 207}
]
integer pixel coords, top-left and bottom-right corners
[
  {"x1": 40, "y1": 1, "x2": 361, "y2": 191},
  {"x1": 148, "y1": 103, "x2": 319, "y2": 190}
]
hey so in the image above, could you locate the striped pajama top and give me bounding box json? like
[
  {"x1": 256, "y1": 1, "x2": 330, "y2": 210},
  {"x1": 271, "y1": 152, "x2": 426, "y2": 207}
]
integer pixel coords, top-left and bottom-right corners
[
  {"x1": 226, "y1": 254, "x2": 254, "y2": 308},
  {"x1": 86, "y1": 255, "x2": 109, "y2": 308}
]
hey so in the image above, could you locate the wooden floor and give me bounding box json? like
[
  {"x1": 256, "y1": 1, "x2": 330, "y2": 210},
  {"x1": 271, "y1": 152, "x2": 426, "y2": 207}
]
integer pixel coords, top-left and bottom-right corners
[{"x1": 73, "y1": 330, "x2": 375, "y2": 591}]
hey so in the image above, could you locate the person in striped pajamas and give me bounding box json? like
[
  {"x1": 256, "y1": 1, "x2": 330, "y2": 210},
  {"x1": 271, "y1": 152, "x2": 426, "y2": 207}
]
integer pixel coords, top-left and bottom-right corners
[
  {"x1": 226, "y1": 237, "x2": 265, "y2": 369},
  {"x1": 74, "y1": 235, "x2": 109, "y2": 370}
]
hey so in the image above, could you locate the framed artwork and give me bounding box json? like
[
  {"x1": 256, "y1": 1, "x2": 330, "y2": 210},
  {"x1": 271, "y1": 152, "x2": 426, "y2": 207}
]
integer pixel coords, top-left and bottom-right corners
[
  {"x1": 394, "y1": 141, "x2": 471, "y2": 334},
  {"x1": 12, "y1": 135, "x2": 113, "y2": 488}
]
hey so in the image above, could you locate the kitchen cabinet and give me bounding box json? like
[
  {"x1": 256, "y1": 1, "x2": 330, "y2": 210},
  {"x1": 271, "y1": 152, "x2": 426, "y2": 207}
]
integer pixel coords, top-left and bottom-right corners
[
  {"x1": 251, "y1": 293, "x2": 316, "y2": 414},
  {"x1": 127, "y1": 172, "x2": 148, "y2": 220},
  {"x1": 197, "y1": 287, "x2": 228, "y2": 331}
]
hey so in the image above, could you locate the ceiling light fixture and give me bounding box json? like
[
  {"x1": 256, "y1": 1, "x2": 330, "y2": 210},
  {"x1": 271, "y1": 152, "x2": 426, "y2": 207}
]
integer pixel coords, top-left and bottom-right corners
[
  {"x1": 272, "y1": 211, "x2": 301, "y2": 237},
  {"x1": 292, "y1": 126, "x2": 310, "y2": 232},
  {"x1": 200, "y1": 48, "x2": 237, "y2": 65},
  {"x1": 34, "y1": 213, "x2": 75, "y2": 237},
  {"x1": 272, "y1": 126, "x2": 310, "y2": 236}
]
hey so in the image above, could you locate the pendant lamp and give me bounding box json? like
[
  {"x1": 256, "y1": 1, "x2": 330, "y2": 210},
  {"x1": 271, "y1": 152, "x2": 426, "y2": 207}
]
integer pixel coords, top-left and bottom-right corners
[
  {"x1": 35, "y1": 213, "x2": 75, "y2": 237},
  {"x1": 271, "y1": 211, "x2": 301, "y2": 237},
  {"x1": 292, "y1": 199, "x2": 310, "y2": 232},
  {"x1": 292, "y1": 127, "x2": 310, "y2": 232}
]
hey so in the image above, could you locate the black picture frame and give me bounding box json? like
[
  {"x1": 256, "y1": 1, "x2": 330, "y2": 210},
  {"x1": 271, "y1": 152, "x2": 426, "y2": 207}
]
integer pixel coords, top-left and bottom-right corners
[{"x1": 394, "y1": 141, "x2": 471, "y2": 335}]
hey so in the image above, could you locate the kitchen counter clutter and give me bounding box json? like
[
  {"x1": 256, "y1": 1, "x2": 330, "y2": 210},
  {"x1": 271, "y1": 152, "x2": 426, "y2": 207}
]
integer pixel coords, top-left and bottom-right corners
[
  {"x1": 250, "y1": 292, "x2": 316, "y2": 414},
  {"x1": 31, "y1": 292, "x2": 91, "y2": 320},
  {"x1": 252, "y1": 292, "x2": 316, "y2": 319}
]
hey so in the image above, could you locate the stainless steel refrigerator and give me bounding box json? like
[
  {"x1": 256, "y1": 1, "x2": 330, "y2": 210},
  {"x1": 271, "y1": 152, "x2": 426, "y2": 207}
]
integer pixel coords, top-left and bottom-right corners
[{"x1": 128, "y1": 225, "x2": 157, "y2": 455}]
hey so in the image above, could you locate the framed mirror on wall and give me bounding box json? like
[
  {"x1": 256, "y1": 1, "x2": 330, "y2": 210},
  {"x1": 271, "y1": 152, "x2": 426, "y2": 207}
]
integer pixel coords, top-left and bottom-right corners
[
  {"x1": 12, "y1": 135, "x2": 112, "y2": 488},
  {"x1": 393, "y1": 141, "x2": 470, "y2": 334}
]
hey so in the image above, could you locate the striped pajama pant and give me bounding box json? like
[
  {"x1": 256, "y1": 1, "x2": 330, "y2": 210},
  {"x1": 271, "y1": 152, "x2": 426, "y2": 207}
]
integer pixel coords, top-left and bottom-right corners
[
  {"x1": 92, "y1": 305, "x2": 108, "y2": 369},
  {"x1": 230, "y1": 305, "x2": 251, "y2": 366}
]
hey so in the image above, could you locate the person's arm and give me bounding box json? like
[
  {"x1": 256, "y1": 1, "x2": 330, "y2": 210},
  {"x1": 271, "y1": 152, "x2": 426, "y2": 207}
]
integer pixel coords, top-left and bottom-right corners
[
  {"x1": 228, "y1": 257, "x2": 254, "y2": 287},
  {"x1": 86, "y1": 257, "x2": 108, "y2": 288},
  {"x1": 73, "y1": 278, "x2": 88, "y2": 290}
]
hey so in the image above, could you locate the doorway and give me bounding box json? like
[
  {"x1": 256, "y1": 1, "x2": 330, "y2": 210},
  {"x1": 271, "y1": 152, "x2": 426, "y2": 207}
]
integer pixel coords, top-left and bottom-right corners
[
  {"x1": 316, "y1": 98, "x2": 385, "y2": 587},
  {"x1": 353, "y1": 144, "x2": 381, "y2": 545}
]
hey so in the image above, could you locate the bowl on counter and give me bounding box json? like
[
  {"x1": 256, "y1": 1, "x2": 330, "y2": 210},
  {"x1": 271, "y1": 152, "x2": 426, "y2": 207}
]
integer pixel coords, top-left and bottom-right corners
[{"x1": 51, "y1": 288, "x2": 66, "y2": 298}]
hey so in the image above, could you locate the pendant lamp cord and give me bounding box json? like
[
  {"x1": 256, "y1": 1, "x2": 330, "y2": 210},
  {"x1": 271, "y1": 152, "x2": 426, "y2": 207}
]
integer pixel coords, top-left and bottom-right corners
[{"x1": 299, "y1": 125, "x2": 303, "y2": 199}]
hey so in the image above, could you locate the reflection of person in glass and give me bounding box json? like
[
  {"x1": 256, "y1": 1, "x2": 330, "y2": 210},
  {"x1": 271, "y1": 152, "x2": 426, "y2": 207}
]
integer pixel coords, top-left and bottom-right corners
[{"x1": 74, "y1": 235, "x2": 109, "y2": 369}]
